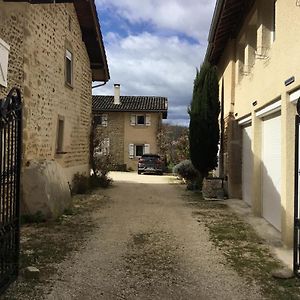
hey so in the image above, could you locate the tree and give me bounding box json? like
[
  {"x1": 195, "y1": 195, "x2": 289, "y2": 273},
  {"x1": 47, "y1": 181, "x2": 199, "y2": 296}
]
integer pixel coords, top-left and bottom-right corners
[{"x1": 188, "y1": 62, "x2": 220, "y2": 182}]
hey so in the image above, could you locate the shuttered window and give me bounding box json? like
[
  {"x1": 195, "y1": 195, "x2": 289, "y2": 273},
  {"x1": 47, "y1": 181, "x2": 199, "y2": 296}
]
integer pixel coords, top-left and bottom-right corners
[
  {"x1": 65, "y1": 49, "x2": 73, "y2": 86},
  {"x1": 130, "y1": 114, "x2": 151, "y2": 126},
  {"x1": 129, "y1": 143, "x2": 151, "y2": 158},
  {"x1": 0, "y1": 38, "x2": 10, "y2": 87}
]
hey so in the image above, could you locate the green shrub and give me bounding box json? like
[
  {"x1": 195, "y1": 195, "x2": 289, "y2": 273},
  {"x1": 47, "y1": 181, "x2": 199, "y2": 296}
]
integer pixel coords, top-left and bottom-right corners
[
  {"x1": 21, "y1": 211, "x2": 46, "y2": 224},
  {"x1": 173, "y1": 160, "x2": 199, "y2": 181},
  {"x1": 72, "y1": 173, "x2": 90, "y2": 194},
  {"x1": 89, "y1": 174, "x2": 112, "y2": 189}
]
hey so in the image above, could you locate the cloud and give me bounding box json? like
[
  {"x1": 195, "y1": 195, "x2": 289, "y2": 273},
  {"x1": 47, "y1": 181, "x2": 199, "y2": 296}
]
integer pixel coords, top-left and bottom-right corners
[
  {"x1": 96, "y1": 0, "x2": 216, "y2": 41},
  {"x1": 94, "y1": 32, "x2": 206, "y2": 125}
]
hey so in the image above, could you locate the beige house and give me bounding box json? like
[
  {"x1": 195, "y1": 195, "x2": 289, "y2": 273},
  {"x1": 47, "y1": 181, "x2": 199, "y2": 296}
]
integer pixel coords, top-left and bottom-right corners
[
  {"x1": 92, "y1": 85, "x2": 168, "y2": 171},
  {"x1": 0, "y1": 0, "x2": 109, "y2": 217},
  {"x1": 206, "y1": 0, "x2": 300, "y2": 247}
]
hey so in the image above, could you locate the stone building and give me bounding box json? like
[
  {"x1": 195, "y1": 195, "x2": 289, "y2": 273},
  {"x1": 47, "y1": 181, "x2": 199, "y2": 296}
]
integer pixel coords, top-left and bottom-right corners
[
  {"x1": 0, "y1": 0, "x2": 109, "y2": 217},
  {"x1": 92, "y1": 84, "x2": 168, "y2": 171},
  {"x1": 206, "y1": 0, "x2": 300, "y2": 247}
]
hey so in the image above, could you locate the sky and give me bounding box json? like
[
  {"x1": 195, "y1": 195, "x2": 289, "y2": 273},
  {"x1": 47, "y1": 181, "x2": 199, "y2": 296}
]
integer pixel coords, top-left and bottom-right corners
[{"x1": 94, "y1": 0, "x2": 216, "y2": 126}]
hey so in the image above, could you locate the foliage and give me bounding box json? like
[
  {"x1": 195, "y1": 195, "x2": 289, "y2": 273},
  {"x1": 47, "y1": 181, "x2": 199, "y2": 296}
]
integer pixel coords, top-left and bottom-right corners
[
  {"x1": 189, "y1": 62, "x2": 220, "y2": 178},
  {"x1": 89, "y1": 119, "x2": 114, "y2": 188},
  {"x1": 72, "y1": 172, "x2": 112, "y2": 194},
  {"x1": 72, "y1": 173, "x2": 90, "y2": 194},
  {"x1": 20, "y1": 211, "x2": 46, "y2": 224},
  {"x1": 173, "y1": 160, "x2": 199, "y2": 181},
  {"x1": 157, "y1": 124, "x2": 189, "y2": 168}
]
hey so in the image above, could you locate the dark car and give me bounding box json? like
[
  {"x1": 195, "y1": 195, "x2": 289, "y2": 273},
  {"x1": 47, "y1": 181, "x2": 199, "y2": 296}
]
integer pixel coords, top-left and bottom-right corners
[{"x1": 138, "y1": 154, "x2": 164, "y2": 175}]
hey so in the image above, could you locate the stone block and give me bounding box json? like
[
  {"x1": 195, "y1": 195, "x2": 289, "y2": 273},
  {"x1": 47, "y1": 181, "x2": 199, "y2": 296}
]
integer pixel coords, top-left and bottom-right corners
[{"x1": 22, "y1": 159, "x2": 72, "y2": 219}]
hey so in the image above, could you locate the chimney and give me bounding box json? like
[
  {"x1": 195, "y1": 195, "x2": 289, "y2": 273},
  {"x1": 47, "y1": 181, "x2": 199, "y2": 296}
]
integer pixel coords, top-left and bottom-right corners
[{"x1": 114, "y1": 83, "x2": 120, "y2": 105}]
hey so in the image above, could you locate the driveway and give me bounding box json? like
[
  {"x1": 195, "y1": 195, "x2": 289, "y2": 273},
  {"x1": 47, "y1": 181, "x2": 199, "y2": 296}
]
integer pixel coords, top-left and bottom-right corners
[{"x1": 45, "y1": 172, "x2": 262, "y2": 300}]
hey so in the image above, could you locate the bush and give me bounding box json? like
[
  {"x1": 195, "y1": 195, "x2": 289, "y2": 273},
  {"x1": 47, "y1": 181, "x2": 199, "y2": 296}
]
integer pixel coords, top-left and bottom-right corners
[
  {"x1": 72, "y1": 173, "x2": 90, "y2": 194},
  {"x1": 89, "y1": 174, "x2": 112, "y2": 189},
  {"x1": 72, "y1": 172, "x2": 113, "y2": 195},
  {"x1": 173, "y1": 160, "x2": 199, "y2": 181},
  {"x1": 21, "y1": 211, "x2": 46, "y2": 224}
]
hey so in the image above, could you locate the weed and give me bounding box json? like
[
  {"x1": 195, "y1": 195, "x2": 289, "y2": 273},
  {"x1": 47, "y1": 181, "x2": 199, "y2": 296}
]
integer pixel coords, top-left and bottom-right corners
[{"x1": 185, "y1": 192, "x2": 300, "y2": 299}]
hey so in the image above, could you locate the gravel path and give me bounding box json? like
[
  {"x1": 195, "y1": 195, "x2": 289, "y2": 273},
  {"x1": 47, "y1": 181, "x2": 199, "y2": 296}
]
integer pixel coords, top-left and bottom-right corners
[{"x1": 45, "y1": 172, "x2": 263, "y2": 300}]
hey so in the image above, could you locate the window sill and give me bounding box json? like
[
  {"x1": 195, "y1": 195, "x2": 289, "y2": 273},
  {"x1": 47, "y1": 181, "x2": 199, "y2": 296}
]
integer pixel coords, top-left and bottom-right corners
[
  {"x1": 56, "y1": 151, "x2": 68, "y2": 155},
  {"x1": 65, "y1": 82, "x2": 74, "y2": 90}
]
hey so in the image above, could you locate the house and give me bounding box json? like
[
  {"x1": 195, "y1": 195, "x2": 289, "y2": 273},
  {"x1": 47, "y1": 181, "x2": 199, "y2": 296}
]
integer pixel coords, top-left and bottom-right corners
[
  {"x1": 206, "y1": 0, "x2": 300, "y2": 247},
  {"x1": 0, "y1": 0, "x2": 109, "y2": 217},
  {"x1": 92, "y1": 84, "x2": 168, "y2": 171}
]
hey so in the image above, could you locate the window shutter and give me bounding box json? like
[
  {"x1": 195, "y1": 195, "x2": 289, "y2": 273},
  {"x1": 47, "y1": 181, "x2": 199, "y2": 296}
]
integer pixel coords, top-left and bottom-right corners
[
  {"x1": 102, "y1": 114, "x2": 108, "y2": 127},
  {"x1": 104, "y1": 138, "x2": 110, "y2": 154},
  {"x1": 144, "y1": 144, "x2": 150, "y2": 154},
  {"x1": 0, "y1": 38, "x2": 10, "y2": 87},
  {"x1": 130, "y1": 115, "x2": 136, "y2": 126},
  {"x1": 129, "y1": 144, "x2": 134, "y2": 158},
  {"x1": 146, "y1": 114, "x2": 151, "y2": 126}
]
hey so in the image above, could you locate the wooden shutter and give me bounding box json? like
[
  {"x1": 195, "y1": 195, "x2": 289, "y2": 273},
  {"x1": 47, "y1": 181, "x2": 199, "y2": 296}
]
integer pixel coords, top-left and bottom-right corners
[
  {"x1": 146, "y1": 114, "x2": 151, "y2": 126},
  {"x1": 102, "y1": 114, "x2": 108, "y2": 127},
  {"x1": 130, "y1": 115, "x2": 136, "y2": 126},
  {"x1": 144, "y1": 144, "x2": 150, "y2": 154},
  {"x1": 104, "y1": 138, "x2": 110, "y2": 155},
  {"x1": 129, "y1": 144, "x2": 134, "y2": 158},
  {"x1": 0, "y1": 38, "x2": 10, "y2": 87}
]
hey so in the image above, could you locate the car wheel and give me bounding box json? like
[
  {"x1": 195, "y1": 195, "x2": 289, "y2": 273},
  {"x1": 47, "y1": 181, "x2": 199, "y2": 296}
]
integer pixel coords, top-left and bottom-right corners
[{"x1": 138, "y1": 171, "x2": 142, "y2": 174}]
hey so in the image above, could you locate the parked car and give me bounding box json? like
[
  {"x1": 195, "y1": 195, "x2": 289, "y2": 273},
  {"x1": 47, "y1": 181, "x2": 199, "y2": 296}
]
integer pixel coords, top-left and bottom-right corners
[{"x1": 138, "y1": 154, "x2": 164, "y2": 175}]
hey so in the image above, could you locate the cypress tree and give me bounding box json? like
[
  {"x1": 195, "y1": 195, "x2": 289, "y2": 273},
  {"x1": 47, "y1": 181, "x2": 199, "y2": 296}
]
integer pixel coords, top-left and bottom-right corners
[{"x1": 189, "y1": 62, "x2": 220, "y2": 180}]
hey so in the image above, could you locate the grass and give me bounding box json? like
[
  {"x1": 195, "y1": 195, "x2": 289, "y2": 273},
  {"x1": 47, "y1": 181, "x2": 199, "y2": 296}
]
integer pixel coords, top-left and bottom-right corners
[
  {"x1": 1, "y1": 191, "x2": 109, "y2": 300},
  {"x1": 183, "y1": 190, "x2": 300, "y2": 300}
]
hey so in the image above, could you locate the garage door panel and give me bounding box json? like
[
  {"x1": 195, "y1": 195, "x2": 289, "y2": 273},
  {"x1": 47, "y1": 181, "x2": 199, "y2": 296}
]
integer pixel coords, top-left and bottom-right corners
[{"x1": 262, "y1": 112, "x2": 281, "y2": 231}]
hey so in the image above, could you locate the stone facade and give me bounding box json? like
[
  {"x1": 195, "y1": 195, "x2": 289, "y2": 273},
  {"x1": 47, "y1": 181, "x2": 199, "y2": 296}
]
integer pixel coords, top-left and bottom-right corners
[
  {"x1": 208, "y1": 0, "x2": 300, "y2": 247},
  {"x1": 0, "y1": 1, "x2": 101, "y2": 217},
  {"x1": 95, "y1": 112, "x2": 125, "y2": 167},
  {"x1": 94, "y1": 111, "x2": 163, "y2": 171}
]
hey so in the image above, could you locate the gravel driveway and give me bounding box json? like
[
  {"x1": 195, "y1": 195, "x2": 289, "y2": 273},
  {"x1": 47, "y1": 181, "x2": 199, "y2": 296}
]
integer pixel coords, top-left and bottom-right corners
[{"x1": 45, "y1": 172, "x2": 263, "y2": 300}]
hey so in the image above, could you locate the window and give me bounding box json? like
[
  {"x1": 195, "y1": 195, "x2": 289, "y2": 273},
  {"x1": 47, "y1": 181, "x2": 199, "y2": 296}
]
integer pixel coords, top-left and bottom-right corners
[
  {"x1": 130, "y1": 114, "x2": 151, "y2": 126},
  {"x1": 56, "y1": 116, "x2": 64, "y2": 153},
  {"x1": 94, "y1": 114, "x2": 108, "y2": 127},
  {"x1": 0, "y1": 38, "x2": 10, "y2": 87},
  {"x1": 135, "y1": 145, "x2": 144, "y2": 156},
  {"x1": 95, "y1": 138, "x2": 110, "y2": 156},
  {"x1": 65, "y1": 49, "x2": 73, "y2": 86},
  {"x1": 129, "y1": 143, "x2": 150, "y2": 158},
  {"x1": 271, "y1": 0, "x2": 277, "y2": 43}
]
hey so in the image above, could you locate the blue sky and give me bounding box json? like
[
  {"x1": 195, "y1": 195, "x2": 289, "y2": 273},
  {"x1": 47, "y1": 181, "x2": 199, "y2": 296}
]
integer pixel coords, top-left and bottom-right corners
[{"x1": 94, "y1": 0, "x2": 216, "y2": 126}]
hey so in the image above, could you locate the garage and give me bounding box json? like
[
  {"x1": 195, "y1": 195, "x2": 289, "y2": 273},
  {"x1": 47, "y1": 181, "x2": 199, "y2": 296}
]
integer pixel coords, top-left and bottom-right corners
[
  {"x1": 242, "y1": 124, "x2": 253, "y2": 206},
  {"x1": 261, "y1": 111, "x2": 281, "y2": 231}
]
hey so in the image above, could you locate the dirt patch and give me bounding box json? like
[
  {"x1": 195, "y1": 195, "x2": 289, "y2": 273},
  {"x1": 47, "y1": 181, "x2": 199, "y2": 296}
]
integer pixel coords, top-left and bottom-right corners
[
  {"x1": 1, "y1": 190, "x2": 109, "y2": 300},
  {"x1": 122, "y1": 231, "x2": 180, "y2": 298},
  {"x1": 184, "y1": 191, "x2": 300, "y2": 300}
]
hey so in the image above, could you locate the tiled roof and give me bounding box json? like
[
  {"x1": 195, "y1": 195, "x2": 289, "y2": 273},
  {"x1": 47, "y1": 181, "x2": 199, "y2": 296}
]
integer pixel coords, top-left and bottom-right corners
[{"x1": 92, "y1": 95, "x2": 168, "y2": 119}]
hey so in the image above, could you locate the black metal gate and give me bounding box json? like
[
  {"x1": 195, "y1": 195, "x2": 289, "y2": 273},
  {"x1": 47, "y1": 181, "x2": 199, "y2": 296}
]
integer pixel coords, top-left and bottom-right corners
[{"x1": 0, "y1": 88, "x2": 22, "y2": 293}]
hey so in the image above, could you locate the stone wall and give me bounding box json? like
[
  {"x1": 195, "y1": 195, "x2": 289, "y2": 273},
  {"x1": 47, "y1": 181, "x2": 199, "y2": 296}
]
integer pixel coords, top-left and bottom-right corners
[
  {"x1": 95, "y1": 112, "x2": 125, "y2": 167},
  {"x1": 0, "y1": 2, "x2": 94, "y2": 216},
  {"x1": 0, "y1": 1, "x2": 25, "y2": 98},
  {"x1": 22, "y1": 3, "x2": 92, "y2": 174}
]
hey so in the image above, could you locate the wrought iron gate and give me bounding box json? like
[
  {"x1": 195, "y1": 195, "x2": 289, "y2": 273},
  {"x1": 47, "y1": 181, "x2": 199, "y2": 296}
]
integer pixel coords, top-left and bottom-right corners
[{"x1": 0, "y1": 88, "x2": 22, "y2": 294}]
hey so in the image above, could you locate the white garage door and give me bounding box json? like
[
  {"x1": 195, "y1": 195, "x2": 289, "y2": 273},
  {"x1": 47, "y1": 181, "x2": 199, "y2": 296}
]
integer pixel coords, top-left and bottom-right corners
[
  {"x1": 242, "y1": 125, "x2": 253, "y2": 206},
  {"x1": 261, "y1": 112, "x2": 281, "y2": 231}
]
